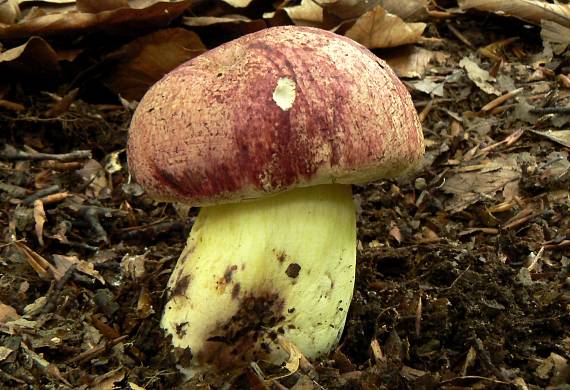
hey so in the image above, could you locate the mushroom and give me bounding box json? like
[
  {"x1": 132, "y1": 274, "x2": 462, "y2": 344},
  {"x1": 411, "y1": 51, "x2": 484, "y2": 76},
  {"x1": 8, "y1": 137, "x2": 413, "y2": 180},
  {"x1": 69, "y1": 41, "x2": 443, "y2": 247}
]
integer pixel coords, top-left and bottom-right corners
[{"x1": 127, "y1": 26, "x2": 424, "y2": 376}]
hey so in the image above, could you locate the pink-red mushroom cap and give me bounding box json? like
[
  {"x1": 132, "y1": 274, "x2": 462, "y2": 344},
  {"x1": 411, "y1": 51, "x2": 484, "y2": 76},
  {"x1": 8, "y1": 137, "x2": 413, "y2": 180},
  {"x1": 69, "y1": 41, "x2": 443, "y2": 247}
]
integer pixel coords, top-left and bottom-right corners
[{"x1": 127, "y1": 26, "x2": 424, "y2": 206}]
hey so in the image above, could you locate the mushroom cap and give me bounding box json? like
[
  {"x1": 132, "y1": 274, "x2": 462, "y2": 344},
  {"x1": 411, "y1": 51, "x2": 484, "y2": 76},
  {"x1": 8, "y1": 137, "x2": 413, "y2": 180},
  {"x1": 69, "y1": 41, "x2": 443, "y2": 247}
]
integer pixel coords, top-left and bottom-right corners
[{"x1": 127, "y1": 26, "x2": 424, "y2": 206}]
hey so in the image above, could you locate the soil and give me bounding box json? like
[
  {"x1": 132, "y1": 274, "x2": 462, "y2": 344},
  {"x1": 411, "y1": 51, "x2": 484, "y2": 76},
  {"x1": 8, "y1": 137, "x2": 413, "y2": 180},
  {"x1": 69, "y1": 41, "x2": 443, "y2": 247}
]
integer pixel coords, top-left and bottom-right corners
[{"x1": 1, "y1": 7, "x2": 569, "y2": 390}]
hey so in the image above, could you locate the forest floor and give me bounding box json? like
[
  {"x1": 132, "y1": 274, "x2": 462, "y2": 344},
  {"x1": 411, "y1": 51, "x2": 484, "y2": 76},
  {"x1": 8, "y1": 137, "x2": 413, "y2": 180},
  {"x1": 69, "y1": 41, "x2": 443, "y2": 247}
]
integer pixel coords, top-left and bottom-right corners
[{"x1": 0, "y1": 1, "x2": 569, "y2": 389}]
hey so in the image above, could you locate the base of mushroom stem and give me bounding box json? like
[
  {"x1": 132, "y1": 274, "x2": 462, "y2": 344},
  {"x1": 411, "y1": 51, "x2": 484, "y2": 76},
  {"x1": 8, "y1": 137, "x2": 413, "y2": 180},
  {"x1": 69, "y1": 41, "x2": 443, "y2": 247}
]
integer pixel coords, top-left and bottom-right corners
[{"x1": 161, "y1": 184, "x2": 357, "y2": 376}]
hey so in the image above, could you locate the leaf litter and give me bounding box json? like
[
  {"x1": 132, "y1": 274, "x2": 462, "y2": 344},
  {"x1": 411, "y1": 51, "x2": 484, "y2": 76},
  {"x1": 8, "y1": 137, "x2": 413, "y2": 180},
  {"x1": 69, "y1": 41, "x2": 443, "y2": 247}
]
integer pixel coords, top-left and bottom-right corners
[{"x1": 0, "y1": 0, "x2": 569, "y2": 389}]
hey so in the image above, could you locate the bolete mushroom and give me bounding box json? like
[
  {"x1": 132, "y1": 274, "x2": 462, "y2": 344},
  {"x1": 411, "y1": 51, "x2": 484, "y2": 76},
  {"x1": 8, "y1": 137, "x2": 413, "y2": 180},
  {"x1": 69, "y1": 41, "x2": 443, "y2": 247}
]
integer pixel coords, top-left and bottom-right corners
[{"x1": 127, "y1": 26, "x2": 424, "y2": 376}]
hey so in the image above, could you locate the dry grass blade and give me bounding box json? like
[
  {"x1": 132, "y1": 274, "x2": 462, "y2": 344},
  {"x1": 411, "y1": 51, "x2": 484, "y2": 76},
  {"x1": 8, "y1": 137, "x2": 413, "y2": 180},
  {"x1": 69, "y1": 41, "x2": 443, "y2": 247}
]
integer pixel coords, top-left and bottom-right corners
[
  {"x1": 13, "y1": 242, "x2": 62, "y2": 280},
  {"x1": 459, "y1": 0, "x2": 570, "y2": 29}
]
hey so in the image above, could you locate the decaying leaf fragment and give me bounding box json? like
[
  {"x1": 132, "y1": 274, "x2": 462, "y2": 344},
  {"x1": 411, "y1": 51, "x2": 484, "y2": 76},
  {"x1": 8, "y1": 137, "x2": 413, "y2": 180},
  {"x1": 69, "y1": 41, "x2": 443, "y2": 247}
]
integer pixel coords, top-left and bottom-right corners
[
  {"x1": 541, "y1": 20, "x2": 570, "y2": 54},
  {"x1": 530, "y1": 129, "x2": 570, "y2": 148},
  {"x1": 0, "y1": 0, "x2": 20, "y2": 24},
  {"x1": 385, "y1": 46, "x2": 436, "y2": 78},
  {"x1": 104, "y1": 28, "x2": 206, "y2": 100},
  {"x1": 459, "y1": 57, "x2": 501, "y2": 95},
  {"x1": 219, "y1": 0, "x2": 254, "y2": 7},
  {"x1": 345, "y1": 4, "x2": 426, "y2": 48},
  {"x1": 282, "y1": 0, "x2": 323, "y2": 26},
  {"x1": 441, "y1": 156, "x2": 523, "y2": 213},
  {"x1": 0, "y1": 0, "x2": 192, "y2": 39},
  {"x1": 0, "y1": 36, "x2": 61, "y2": 76},
  {"x1": 33, "y1": 199, "x2": 46, "y2": 246},
  {"x1": 53, "y1": 254, "x2": 105, "y2": 284}
]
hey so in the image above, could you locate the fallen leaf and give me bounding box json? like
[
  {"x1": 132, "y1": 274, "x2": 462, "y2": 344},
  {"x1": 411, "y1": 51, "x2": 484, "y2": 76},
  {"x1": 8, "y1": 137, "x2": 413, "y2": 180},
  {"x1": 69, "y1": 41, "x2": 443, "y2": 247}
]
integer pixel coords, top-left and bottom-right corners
[
  {"x1": 345, "y1": 5, "x2": 426, "y2": 48},
  {"x1": 77, "y1": 159, "x2": 108, "y2": 198},
  {"x1": 385, "y1": 46, "x2": 435, "y2": 78},
  {"x1": 0, "y1": 0, "x2": 20, "y2": 24},
  {"x1": 33, "y1": 199, "x2": 46, "y2": 246},
  {"x1": 408, "y1": 77, "x2": 445, "y2": 96},
  {"x1": 441, "y1": 156, "x2": 522, "y2": 213},
  {"x1": 320, "y1": 0, "x2": 380, "y2": 20},
  {"x1": 381, "y1": 0, "x2": 428, "y2": 21},
  {"x1": 284, "y1": 0, "x2": 323, "y2": 26},
  {"x1": 0, "y1": 36, "x2": 60, "y2": 76},
  {"x1": 0, "y1": 346, "x2": 14, "y2": 362},
  {"x1": 77, "y1": 0, "x2": 130, "y2": 13},
  {"x1": 103, "y1": 149, "x2": 124, "y2": 174},
  {"x1": 53, "y1": 254, "x2": 106, "y2": 284},
  {"x1": 104, "y1": 28, "x2": 206, "y2": 100},
  {"x1": 183, "y1": 14, "x2": 252, "y2": 26},
  {"x1": 0, "y1": 1, "x2": 192, "y2": 39},
  {"x1": 14, "y1": 242, "x2": 63, "y2": 280},
  {"x1": 459, "y1": 0, "x2": 570, "y2": 29},
  {"x1": 0, "y1": 302, "x2": 20, "y2": 323},
  {"x1": 530, "y1": 129, "x2": 570, "y2": 148},
  {"x1": 541, "y1": 20, "x2": 570, "y2": 55},
  {"x1": 219, "y1": 0, "x2": 254, "y2": 7},
  {"x1": 459, "y1": 57, "x2": 501, "y2": 95}
]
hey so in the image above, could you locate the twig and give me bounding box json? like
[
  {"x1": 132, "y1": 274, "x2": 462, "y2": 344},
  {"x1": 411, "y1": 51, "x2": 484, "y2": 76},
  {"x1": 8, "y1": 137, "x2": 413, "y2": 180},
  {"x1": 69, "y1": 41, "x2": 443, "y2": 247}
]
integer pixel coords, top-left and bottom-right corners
[
  {"x1": 473, "y1": 337, "x2": 507, "y2": 381},
  {"x1": 40, "y1": 264, "x2": 76, "y2": 315},
  {"x1": 118, "y1": 221, "x2": 186, "y2": 240},
  {"x1": 23, "y1": 185, "x2": 61, "y2": 205},
  {"x1": 0, "y1": 369, "x2": 28, "y2": 385},
  {"x1": 439, "y1": 375, "x2": 509, "y2": 385},
  {"x1": 81, "y1": 206, "x2": 109, "y2": 244},
  {"x1": 480, "y1": 87, "x2": 524, "y2": 112},
  {"x1": 529, "y1": 107, "x2": 570, "y2": 115},
  {"x1": 446, "y1": 22, "x2": 474, "y2": 48},
  {"x1": 0, "y1": 147, "x2": 91, "y2": 162},
  {"x1": 66, "y1": 335, "x2": 128, "y2": 365}
]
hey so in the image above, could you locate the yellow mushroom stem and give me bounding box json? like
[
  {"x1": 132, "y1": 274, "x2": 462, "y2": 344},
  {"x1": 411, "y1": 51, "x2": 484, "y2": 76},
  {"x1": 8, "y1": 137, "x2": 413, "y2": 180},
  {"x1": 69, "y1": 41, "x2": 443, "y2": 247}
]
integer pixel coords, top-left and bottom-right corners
[{"x1": 161, "y1": 184, "x2": 356, "y2": 376}]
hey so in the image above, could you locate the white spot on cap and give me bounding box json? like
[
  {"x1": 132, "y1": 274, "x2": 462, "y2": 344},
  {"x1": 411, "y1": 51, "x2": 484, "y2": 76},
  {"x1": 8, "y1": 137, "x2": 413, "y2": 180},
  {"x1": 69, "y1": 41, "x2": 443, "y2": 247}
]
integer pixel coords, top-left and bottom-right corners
[{"x1": 272, "y1": 77, "x2": 296, "y2": 111}]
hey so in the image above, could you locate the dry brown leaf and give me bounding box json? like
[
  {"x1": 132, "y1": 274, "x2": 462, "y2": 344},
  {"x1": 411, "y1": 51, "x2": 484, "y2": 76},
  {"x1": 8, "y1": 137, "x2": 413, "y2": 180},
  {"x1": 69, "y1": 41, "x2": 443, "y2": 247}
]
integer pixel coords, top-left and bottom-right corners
[
  {"x1": 0, "y1": 0, "x2": 20, "y2": 24},
  {"x1": 219, "y1": 0, "x2": 254, "y2": 7},
  {"x1": 0, "y1": 36, "x2": 60, "y2": 76},
  {"x1": 104, "y1": 28, "x2": 206, "y2": 100},
  {"x1": 459, "y1": 57, "x2": 501, "y2": 95},
  {"x1": 441, "y1": 156, "x2": 522, "y2": 213},
  {"x1": 320, "y1": 0, "x2": 380, "y2": 20},
  {"x1": 284, "y1": 0, "x2": 323, "y2": 26},
  {"x1": 14, "y1": 242, "x2": 63, "y2": 280},
  {"x1": 381, "y1": 0, "x2": 428, "y2": 22},
  {"x1": 345, "y1": 5, "x2": 426, "y2": 48},
  {"x1": 530, "y1": 129, "x2": 570, "y2": 148},
  {"x1": 0, "y1": 0, "x2": 191, "y2": 39},
  {"x1": 385, "y1": 46, "x2": 435, "y2": 78},
  {"x1": 33, "y1": 199, "x2": 46, "y2": 246},
  {"x1": 459, "y1": 0, "x2": 570, "y2": 29},
  {"x1": 541, "y1": 20, "x2": 570, "y2": 54},
  {"x1": 183, "y1": 14, "x2": 252, "y2": 26},
  {"x1": 77, "y1": 159, "x2": 108, "y2": 198},
  {"x1": 53, "y1": 254, "x2": 106, "y2": 284},
  {"x1": 0, "y1": 302, "x2": 20, "y2": 323},
  {"x1": 89, "y1": 369, "x2": 126, "y2": 390},
  {"x1": 76, "y1": 0, "x2": 129, "y2": 13}
]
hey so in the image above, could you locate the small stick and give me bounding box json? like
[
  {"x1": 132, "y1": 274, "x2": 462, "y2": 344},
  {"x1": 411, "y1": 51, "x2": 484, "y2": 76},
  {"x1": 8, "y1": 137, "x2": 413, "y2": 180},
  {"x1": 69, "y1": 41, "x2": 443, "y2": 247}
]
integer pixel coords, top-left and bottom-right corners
[
  {"x1": 446, "y1": 22, "x2": 474, "y2": 48},
  {"x1": 0, "y1": 148, "x2": 91, "y2": 162},
  {"x1": 39, "y1": 192, "x2": 70, "y2": 205},
  {"x1": 480, "y1": 87, "x2": 524, "y2": 112},
  {"x1": 81, "y1": 206, "x2": 109, "y2": 244},
  {"x1": 418, "y1": 99, "x2": 433, "y2": 123},
  {"x1": 40, "y1": 161, "x2": 84, "y2": 171},
  {"x1": 529, "y1": 107, "x2": 570, "y2": 115},
  {"x1": 66, "y1": 335, "x2": 128, "y2": 365},
  {"x1": 23, "y1": 185, "x2": 61, "y2": 205}
]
